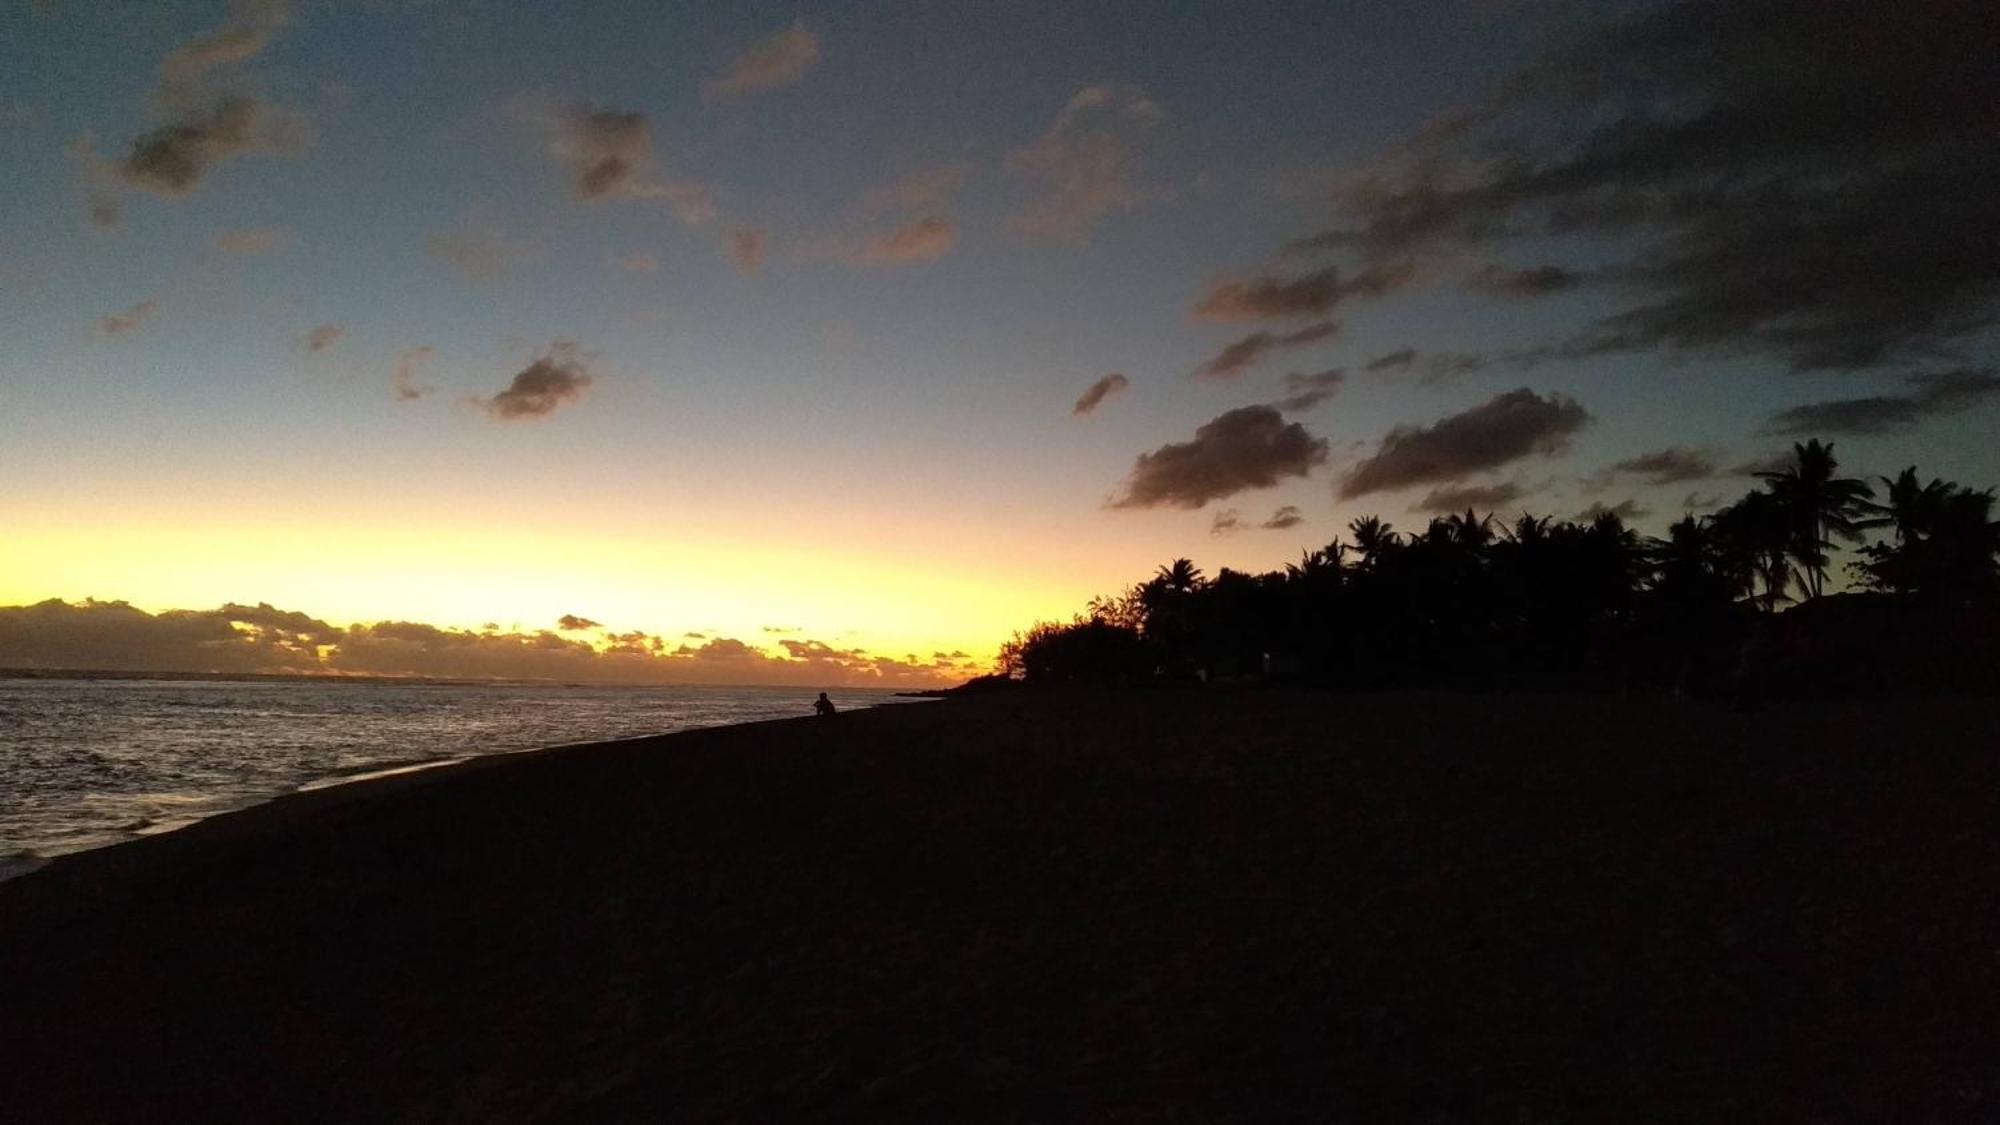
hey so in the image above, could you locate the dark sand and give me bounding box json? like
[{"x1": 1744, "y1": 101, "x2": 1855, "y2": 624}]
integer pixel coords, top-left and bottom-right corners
[{"x1": 4, "y1": 690, "x2": 1999, "y2": 1121}]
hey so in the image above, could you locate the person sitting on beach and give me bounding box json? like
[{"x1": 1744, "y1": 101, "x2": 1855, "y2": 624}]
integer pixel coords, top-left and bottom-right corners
[{"x1": 813, "y1": 692, "x2": 836, "y2": 717}]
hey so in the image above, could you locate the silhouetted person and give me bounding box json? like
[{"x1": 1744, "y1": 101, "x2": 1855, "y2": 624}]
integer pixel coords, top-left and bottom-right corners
[{"x1": 813, "y1": 692, "x2": 835, "y2": 717}]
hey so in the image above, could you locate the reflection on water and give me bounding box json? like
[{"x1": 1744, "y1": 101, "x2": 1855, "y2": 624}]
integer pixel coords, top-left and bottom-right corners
[{"x1": 0, "y1": 678, "x2": 915, "y2": 865}]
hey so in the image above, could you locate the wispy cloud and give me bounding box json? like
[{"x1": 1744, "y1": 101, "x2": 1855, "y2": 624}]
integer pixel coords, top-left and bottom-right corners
[
  {"x1": 392, "y1": 346, "x2": 435, "y2": 402},
  {"x1": 297, "y1": 322, "x2": 343, "y2": 353},
  {"x1": 214, "y1": 225, "x2": 289, "y2": 255},
  {"x1": 1010, "y1": 83, "x2": 1162, "y2": 240},
  {"x1": 1072, "y1": 373, "x2": 1130, "y2": 416},
  {"x1": 1273, "y1": 368, "x2": 1345, "y2": 412},
  {"x1": 424, "y1": 208, "x2": 545, "y2": 284},
  {"x1": 97, "y1": 299, "x2": 160, "y2": 336},
  {"x1": 728, "y1": 228, "x2": 765, "y2": 275},
  {"x1": 705, "y1": 20, "x2": 821, "y2": 99},
  {"x1": 849, "y1": 216, "x2": 956, "y2": 267},
  {"x1": 1194, "y1": 321, "x2": 1337, "y2": 381},
  {"x1": 1192, "y1": 262, "x2": 1413, "y2": 323},
  {"x1": 1762, "y1": 370, "x2": 2000, "y2": 435}
]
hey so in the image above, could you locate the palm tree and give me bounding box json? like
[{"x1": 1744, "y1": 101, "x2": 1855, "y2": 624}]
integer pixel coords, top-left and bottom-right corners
[
  {"x1": 1347, "y1": 516, "x2": 1398, "y2": 570},
  {"x1": 1711, "y1": 491, "x2": 1793, "y2": 610},
  {"x1": 1757, "y1": 439, "x2": 1877, "y2": 599},
  {"x1": 1153, "y1": 558, "x2": 1204, "y2": 595}
]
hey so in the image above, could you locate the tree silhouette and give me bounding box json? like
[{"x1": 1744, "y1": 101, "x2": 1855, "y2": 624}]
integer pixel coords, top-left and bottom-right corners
[
  {"x1": 1001, "y1": 439, "x2": 1997, "y2": 695},
  {"x1": 1757, "y1": 440, "x2": 1877, "y2": 600}
]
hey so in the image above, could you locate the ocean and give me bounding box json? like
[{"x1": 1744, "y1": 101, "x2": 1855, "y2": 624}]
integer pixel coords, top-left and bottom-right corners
[{"x1": 0, "y1": 676, "x2": 921, "y2": 877}]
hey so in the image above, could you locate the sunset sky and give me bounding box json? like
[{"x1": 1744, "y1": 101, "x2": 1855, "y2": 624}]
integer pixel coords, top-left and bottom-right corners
[{"x1": 1, "y1": 0, "x2": 1995, "y2": 684}]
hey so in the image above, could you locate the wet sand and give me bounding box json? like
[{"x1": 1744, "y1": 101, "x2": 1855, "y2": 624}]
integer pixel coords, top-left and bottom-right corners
[{"x1": 4, "y1": 689, "x2": 1998, "y2": 1121}]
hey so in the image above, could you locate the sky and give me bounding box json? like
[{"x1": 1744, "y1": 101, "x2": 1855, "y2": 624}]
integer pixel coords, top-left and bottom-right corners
[{"x1": 1, "y1": 0, "x2": 1996, "y2": 685}]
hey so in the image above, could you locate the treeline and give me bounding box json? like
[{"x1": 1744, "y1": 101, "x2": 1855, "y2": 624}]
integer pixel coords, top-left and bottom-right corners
[{"x1": 999, "y1": 441, "x2": 2000, "y2": 697}]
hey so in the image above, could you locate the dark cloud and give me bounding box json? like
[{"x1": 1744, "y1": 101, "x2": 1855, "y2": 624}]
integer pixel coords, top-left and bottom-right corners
[
  {"x1": 482, "y1": 341, "x2": 594, "y2": 421},
  {"x1": 522, "y1": 103, "x2": 711, "y2": 221},
  {"x1": 1210, "y1": 509, "x2": 1244, "y2": 536},
  {"x1": 1274, "y1": 368, "x2": 1345, "y2": 412},
  {"x1": 1010, "y1": 83, "x2": 1162, "y2": 239},
  {"x1": 556, "y1": 615, "x2": 600, "y2": 631},
  {"x1": 1761, "y1": 369, "x2": 2000, "y2": 436},
  {"x1": 850, "y1": 216, "x2": 956, "y2": 266},
  {"x1": 1072, "y1": 372, "x2": 1130, "y2": 416},
  {"x1": 115, "y1": 96, "x2": 312, "y2": 198},
  {"x1": 1415, "y1": 481, "x2": 1525, "y2": 513},
  {"x1": 297, "y1": 322, "x2": 343, "y2": 353},
  {"x1": 1585, "y1": 446, "x2": 1717, "y2": 492},
  {"x1": 392, "y1": 346, "x2": 434, "y2": 402},
  {"x1": 1300, "y1": 0, "x2": 2000, "y2": 370},
  {"x1": 1467, "y1": 264, "x2": 1584, "y2": 299},
  {"x1": 1364, "y1": 348, "x2": 1417, "y2": 373},
  {"x1": 705, "y1": 20, "x2": 821, "y2": 99},
  {"x1": 1261, "y1": 505, "x2": 1305, "y2": 530},
  {"x1": 97, "y1": 299, "x2": 159, "y2": 336},
  {"x1": 1340, "y1": 388, "x2": 1590, "y2": 498},
  {"x1": 1577, "y1": 499, "x2": 1649, "y2": 523},
  {"x1": 1110, "y1": 404, "x2": 1329, "y2": 510},
  {"x1": 1191, "y1": 262, "x2": 1414, "y2": 323},
  {"x1": 1195, "y1": 320, "x2": 1337, "y2": 381},
  {"x1": 728, "y1": 228, "x2": 765, "y2": 275}
]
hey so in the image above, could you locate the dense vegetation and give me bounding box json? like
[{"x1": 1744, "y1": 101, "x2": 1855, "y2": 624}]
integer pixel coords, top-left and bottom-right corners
[{"x1": 1000, "y1": 441, "x2": 2000, "y2": 697}]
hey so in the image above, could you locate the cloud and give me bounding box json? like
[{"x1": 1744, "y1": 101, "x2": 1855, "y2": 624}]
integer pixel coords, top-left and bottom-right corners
[
  {"x1": 1339, "y1": 388, "x2": 1590, "y2": 498},
  {"x1": 1415, "y1": 481, "x2": 1524, "y2": 513},
  {"x1": 1194, "y1": 321, "x2": 1337, "y2": 381},
  {"x1": 1110, "y1": 404, "x2": 1329, "y2": 510},
  {"x1": 1010, "y1": 83, "x2": 1163, "y2": 239},
  {"x1": 0, "y1": 596, "x2": 982, "y2": 687},
  {"x1": 607, "y1": 251, "x2": 660, "y2": 274},
  {"x1": 424, "y1": 209, "x2": 545, "y2": 284},
  {"x1": 1072, "y1": 372, "x2": 1130, "y2": 416},
  {"x1": 0, "y1": 100, "x2": 38, "y2": 129},
  {"x1": 1761, "y1": 369, "x2": 2000, "y2": 436},
  {"x1": 1274, "y1": 368, "x2": 1345, "y2": 412},
  {"x1": 481, "y1": 341, "x2": 595, "y2": 421},
  {"x1": 861, "y1": 163, "x2": 970, "y2": 214},
  {"x1": 391, "y1": 347, "x2": 434, "y2": 402},
  {"x1": 1299, "y1": 1, "x2": 2000, "y2": 370},
  {"x1": 1191, "y1": 262, "x2": 1414, "y2": 323},
  {"x1": 97, "y1": 299, "x2": 160, "y2": 335},
  {"x1": 296, "y1": 322, "x2": 343, "y2": 353},
  {"x1": 158, "y1": 0, "x2": 290, "y2": 94},
  {"x1": 1261, "y1": 505, "x2": 1305, "y2": 530},
  {"x1": 1210, "y1": 509, "x2": 1244, "y2": 536},
  {"x1": 114, "y1": 96, "x2": 313, "y2": 198},
  {"x1": 728, "y1": 228, "x2": 765, "y2": 275},
  {"x1": 1600, "y1": 446, "x2": 1717, "y2": 487},
  {"x1": 705, "y1": 20, "x2": 821, "y2": 99},
  {"x1": 557, "y1": 615, "x2": 600, "y2": 631},
  {"x1": 1577, "y1": 499, "x2": 1649, "y2": 523},
  {"x1": 1466, "y1": 264, "x2": 1584, "y2": 299},
  {"x1": 522, "y1": 103, "x2": 713, "y2": 221},
  {"x1": 1364, "y1": 348, "x2": 1417, "y2": 373},
  {"x1": 214, "y1": 225, "x2": 289, "y2": 255},
  {"x1": 850, "y1": 215, "x2": 956, "y2": 266}
]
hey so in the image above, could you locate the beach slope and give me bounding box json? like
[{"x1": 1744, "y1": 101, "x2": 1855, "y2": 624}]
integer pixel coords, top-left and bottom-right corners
[{"x1": 4, "y1": 690, "x2": 1999, "y2": 1121}]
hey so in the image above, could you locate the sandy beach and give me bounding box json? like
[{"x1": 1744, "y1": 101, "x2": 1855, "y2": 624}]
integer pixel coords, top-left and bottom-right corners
[{"x1": 4, "y1": 689, "x2": 1999, "y2": 1121}]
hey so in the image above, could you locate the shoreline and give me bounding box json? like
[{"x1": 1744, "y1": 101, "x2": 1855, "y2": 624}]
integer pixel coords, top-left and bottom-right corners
[
  {"x1": 5, "y1": 689, "x2": 1998, "y2": 1120},
  {"x1": 0, "y1": 682, "x2": 924, "y2": 876}
]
